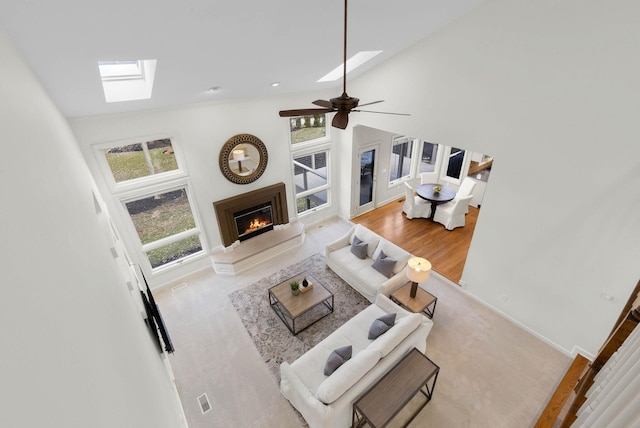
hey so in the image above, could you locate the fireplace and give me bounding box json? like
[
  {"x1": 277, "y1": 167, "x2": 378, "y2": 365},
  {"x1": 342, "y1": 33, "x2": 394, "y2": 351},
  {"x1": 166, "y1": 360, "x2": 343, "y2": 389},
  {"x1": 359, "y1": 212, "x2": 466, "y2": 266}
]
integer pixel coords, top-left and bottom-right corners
[
  {"x1": 234, "y1": 203, "x2": 273, "y2": 241},
  {"x1": 213, "y1": 183, "x2": 289, "y2": 247}
]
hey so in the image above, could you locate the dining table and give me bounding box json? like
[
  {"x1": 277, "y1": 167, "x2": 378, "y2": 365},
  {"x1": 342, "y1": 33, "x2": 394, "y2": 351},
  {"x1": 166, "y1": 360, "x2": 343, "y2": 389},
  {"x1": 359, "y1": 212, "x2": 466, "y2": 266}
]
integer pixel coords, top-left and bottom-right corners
[{"x1": 416, "y1": 183, "x2": 456, "y2": 221}]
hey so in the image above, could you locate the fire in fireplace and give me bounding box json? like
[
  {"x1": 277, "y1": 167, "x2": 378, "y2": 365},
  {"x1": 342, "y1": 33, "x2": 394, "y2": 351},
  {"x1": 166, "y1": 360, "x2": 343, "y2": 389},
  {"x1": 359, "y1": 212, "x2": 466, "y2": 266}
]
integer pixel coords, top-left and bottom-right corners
[{"x1": 234, "y1": 203, "x2": 274, "y2": 241}]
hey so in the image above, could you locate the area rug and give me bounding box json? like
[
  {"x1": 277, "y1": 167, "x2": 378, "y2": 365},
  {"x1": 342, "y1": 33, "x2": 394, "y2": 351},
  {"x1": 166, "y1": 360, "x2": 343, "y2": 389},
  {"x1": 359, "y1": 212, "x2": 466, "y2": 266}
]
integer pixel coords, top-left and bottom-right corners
[{"x1": 229, "y1": 253, "x2": 369, "y2": 380}]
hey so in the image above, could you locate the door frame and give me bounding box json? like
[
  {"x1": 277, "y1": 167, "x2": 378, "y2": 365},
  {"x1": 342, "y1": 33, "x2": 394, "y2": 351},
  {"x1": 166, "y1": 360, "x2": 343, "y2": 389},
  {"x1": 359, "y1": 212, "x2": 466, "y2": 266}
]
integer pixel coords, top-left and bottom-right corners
[{"x1": 352, "y1": 143, "x2": 379, "y2": 217}]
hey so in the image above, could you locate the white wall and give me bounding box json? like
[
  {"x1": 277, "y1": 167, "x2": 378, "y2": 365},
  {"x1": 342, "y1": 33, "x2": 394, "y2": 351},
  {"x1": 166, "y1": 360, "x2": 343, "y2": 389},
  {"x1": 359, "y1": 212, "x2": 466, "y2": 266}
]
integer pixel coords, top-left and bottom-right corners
[
  {"x1": 65, "y1": 0, "x2": 639, "y2": 357},
  {"x1": 70, "y1": 90, "x2": 342, "y2": 285},
  {"x1": 348, "y1": 0, "x2": 640, "y2": 356},
  {"x1": 0, "y1": 31, "x2": 186, "y2": 428}
]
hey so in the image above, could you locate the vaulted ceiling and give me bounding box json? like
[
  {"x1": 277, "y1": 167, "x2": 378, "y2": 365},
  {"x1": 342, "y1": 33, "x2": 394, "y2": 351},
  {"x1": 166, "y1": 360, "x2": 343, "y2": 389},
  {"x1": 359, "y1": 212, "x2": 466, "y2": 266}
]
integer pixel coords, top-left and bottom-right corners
[{"x1": 0, "y1": 0, "x2": 483, "y2": 118}]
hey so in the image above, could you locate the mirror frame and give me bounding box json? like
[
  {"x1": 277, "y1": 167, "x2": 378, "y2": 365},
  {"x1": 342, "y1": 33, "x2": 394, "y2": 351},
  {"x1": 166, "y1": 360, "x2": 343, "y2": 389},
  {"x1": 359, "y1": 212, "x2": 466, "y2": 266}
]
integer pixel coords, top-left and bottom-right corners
[{"x1": 219, "y1": 134, "x2": 268, "y2": 184}]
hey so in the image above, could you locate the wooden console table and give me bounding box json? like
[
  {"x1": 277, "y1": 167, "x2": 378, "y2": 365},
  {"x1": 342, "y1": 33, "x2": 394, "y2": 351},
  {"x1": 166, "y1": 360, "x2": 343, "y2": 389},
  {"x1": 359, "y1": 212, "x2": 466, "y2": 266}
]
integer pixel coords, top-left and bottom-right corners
[{"x1": 352, "y1": 348, "x2": 439, "y2": 427}]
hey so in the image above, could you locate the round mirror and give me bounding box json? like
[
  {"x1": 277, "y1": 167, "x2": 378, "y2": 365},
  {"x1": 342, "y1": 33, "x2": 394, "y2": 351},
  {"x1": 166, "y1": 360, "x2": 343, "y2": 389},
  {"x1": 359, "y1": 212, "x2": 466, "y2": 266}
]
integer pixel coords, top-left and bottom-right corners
[{"x1": 219, "y1": 134, "x2": 268, "y2": 184}]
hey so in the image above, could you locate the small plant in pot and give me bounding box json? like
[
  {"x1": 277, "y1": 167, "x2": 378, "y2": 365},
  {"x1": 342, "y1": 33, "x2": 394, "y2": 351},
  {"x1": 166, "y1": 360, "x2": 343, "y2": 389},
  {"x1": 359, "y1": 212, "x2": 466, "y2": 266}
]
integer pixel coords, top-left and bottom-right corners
[{"x1": 289, "y1": 280, "x2": 300, "y2": 295}]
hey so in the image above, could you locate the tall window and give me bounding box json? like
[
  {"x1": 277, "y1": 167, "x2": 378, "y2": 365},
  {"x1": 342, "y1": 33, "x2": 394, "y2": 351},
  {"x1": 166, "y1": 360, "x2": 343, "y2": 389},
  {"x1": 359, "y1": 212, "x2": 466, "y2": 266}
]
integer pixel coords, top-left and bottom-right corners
[
  {"x1": 389, "y1": 136, "x2": 414, "y2": 183},
  {"x1": 292, "y1": 150, "x2": 330, "y2": 214},
  {"x1": 124, "y1": 188, "x2": 202, "y2": 268},
  {"x1": 95, "y1": 136, "x2": 206, "y2": 272},
  {"x1": 419, "y1": 141, "x2": 439, "y2": 173},
  {"x1": 445, "y1": 147, "x2": 466, "y2": 180}
]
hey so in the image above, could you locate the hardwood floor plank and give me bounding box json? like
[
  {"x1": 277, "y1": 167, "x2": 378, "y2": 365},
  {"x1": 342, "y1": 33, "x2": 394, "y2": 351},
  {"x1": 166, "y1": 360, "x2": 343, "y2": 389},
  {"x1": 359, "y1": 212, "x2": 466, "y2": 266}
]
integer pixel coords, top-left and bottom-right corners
[{"x1": 351, "y1": 198, "x2": 479, "y2": 284}]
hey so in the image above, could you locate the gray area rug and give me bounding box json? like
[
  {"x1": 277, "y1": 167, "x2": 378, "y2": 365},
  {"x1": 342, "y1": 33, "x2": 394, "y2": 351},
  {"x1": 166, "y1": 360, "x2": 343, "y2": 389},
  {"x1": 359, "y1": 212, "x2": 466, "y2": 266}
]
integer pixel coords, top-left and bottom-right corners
[{"x1": 229, "y1": 253, "x2": 369, "y2": 380}]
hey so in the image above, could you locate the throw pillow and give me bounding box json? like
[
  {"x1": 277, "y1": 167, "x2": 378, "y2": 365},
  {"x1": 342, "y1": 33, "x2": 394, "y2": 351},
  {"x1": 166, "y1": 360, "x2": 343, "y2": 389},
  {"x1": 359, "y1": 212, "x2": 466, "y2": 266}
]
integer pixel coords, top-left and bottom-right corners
[
  {"x1": 368, "y1": 313, "x2": 396, "y2": 339},
  {"x1": 324, "y1": 345, "x2": 353, "y2": 376},
  {"x1": 371, "y1": 250, "x2": 397, "y2": 278},
  {"x1": 350, "y1": 235, "x2": 368, "y2": 259}
]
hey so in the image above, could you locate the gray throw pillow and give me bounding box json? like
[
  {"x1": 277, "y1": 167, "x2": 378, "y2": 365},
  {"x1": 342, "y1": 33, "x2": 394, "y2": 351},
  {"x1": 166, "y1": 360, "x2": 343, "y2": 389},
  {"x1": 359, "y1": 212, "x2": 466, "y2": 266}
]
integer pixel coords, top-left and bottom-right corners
[
  {"x1": 324, "y1": 345, "x2": 353, "y2": 376},
  {"x1": 368, "y1": 313, "x2": 396, "y2": 339},
  {"x1": 371, "y1": 250, "x2": 397, "y2": 278},
  {"x1": 350, "y1": 235, "x2": 368, "y2": 259}
]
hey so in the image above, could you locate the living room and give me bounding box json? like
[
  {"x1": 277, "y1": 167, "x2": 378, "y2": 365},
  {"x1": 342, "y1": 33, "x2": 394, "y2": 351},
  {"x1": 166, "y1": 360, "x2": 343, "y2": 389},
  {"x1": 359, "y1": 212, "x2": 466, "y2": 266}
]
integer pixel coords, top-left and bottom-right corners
[{"x1": 2, "y1": 0, "x2": 639, "y2": 427}]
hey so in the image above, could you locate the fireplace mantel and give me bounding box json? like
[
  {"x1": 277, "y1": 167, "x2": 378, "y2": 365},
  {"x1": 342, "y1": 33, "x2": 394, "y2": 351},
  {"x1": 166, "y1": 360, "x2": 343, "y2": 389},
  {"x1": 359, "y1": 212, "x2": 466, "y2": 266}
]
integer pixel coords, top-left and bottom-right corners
[
  {"x1": 212, "y1": 183, "x2": 304, "y2": 276},
  {"x1": 213, "y1": 182, "x2": 289, "y2": 247}
]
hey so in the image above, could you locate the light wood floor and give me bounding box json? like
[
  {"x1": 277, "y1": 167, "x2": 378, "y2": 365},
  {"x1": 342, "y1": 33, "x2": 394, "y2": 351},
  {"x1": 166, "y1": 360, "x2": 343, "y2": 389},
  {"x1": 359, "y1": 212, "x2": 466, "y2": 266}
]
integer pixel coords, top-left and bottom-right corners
[{"x1": 351, "y1": 198, "x2": 479, "y2": 284}]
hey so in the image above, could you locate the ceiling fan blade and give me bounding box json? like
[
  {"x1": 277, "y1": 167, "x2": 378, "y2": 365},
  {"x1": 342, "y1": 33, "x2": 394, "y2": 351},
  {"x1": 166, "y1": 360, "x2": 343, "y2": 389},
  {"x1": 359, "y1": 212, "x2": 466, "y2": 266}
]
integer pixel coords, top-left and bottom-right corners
[
  {"x1": 312, "y1": 99, "x2": 333, "y2": 109},
  {"x1": 332, "y1": 111, "x2": 350, "y2": 129},
  {"x1": 352, "y1": 109, "x2": 411, "y2": 116},
  {"x1": 357, "y1": 100, "x2": 384, "y2": 108},
  {"x1": 279, "y1": 108, "x2": 333, "y2": 117}
]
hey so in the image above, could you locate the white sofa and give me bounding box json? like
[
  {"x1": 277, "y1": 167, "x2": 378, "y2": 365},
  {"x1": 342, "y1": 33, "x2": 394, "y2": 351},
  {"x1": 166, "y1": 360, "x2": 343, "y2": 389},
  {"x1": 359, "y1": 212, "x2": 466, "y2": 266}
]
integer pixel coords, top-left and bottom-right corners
[
  {"x1": 326, "y1": 224, "x2": 412, "y2": 302},
  {"x1": 280, "y1": 294, "x2": 433, "y2": 428}
]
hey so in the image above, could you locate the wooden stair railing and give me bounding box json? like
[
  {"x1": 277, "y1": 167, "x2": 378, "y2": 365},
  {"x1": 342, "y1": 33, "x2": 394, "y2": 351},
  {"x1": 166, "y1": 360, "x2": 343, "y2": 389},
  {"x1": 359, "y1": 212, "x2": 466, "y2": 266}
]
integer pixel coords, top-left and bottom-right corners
[
  {"x1": 535, "y1": 279, "x2": 640, "y2": 428},
  {"x1": 533, "y1": 354, "x2": 589, "y2": 428}
]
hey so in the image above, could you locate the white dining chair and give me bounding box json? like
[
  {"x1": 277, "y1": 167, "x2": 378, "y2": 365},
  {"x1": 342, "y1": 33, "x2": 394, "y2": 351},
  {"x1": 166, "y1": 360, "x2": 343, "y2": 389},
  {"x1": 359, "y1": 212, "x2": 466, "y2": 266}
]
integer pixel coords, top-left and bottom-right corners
[
  {"x1": 433, "y1": 195, "x2": 473, "y2": 230},
  {"x1": 420, "y1": 172, "x2": 439, "y2": 185},
  {"x1": 455, "y1": 177, "x2": 477, "y2": 214},
  {"x1": 457, "y1": 177, "x2": 476, "y2": 198},
  {"x1": 402, "y1": 182, "x2": 431, "y2": 219}
]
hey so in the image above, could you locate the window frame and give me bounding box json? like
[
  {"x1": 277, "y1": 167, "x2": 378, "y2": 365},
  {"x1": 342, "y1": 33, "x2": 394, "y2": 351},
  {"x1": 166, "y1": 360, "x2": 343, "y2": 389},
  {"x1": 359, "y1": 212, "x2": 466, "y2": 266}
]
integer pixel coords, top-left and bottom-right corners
[
  {"x1": 92, "y1": 134, "x2": 207, "y2": 274},
  {"x1": 388, "y1": 135, "x2": 417, "y2": 187},
  {"x1": 119, "y1": 181, "x2": 205, "y2": 273},
  {"x1": 440, "y1": 146, "x2": 470, "y2": 186},
  {"x1": 290, "y1": 142, "x2": 332, "y2": 217},
  {"x1": 94, "y1": 134, "x2": 188, "y2": 193},
  {"x1": 287, "y1": 114, "x2": 330, "y2": 147}
]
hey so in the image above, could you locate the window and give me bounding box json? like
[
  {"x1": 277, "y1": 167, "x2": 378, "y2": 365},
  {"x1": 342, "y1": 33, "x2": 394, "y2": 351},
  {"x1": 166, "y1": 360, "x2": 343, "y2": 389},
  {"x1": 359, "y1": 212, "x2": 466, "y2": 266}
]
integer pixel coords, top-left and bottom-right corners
[
  {"x1": 102, "y1": 138, "x2": 178, "y2": 184},
  {"x1": 389, "y1": 136, "x2": 414, "y2": 183},
  {"x1": 97, "y1": 59, "x2": 157, "y2": 103},
  {"x1": 289, "y1": 114, "x2": 327, "y2": 145},
  {"x1": 293, "y1": 150, "x2": 330, "y2": 214},
  {"x1": 124, "y1": 188, "x2": 202, "y2": 269},
  {"x1": 445, "y1": 147, "x2": 466, "y2": 180},
  {"x1": 419, "y1": 141, "x2": 439, "y2": 174},
  {"x1": 95, "y1": 136, "x2": 206, "y2": 272},
  {"x1": 98, "y1": 60, "x2": 144, "y2": 81}
]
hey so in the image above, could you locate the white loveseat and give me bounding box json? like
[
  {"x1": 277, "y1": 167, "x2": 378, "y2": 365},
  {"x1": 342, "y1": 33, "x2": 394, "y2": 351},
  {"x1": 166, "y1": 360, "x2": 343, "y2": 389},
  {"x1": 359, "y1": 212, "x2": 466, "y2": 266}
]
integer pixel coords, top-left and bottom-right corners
[
  {"x1": 280, "y1": 294, "x2": 432, "y2": 428},
  {"x1": 326, "y1": 224, "x2": 412, "y2": 302}
]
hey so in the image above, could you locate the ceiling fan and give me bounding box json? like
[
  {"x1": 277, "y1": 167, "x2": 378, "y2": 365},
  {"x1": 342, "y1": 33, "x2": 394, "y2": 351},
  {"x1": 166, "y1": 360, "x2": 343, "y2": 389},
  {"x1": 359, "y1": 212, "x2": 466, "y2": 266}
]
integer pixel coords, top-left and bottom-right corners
[{"x1": 278, "y1": 0, "x2": 409, "y2": 130}]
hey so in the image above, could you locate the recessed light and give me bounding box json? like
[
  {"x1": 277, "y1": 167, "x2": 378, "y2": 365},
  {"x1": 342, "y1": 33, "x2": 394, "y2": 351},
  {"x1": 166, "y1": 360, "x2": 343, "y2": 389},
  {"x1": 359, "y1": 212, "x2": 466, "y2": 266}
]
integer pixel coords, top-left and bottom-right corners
[{"x1": 271, "y1": 82, "x2": 280, "y2": 87}]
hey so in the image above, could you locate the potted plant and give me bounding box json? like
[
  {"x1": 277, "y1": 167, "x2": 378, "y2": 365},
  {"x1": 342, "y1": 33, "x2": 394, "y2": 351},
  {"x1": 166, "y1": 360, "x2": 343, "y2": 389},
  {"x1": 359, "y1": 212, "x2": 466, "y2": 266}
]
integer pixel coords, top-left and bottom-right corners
[{"x1": 289, "y1": 280, "x2": 300, "y2": 296}]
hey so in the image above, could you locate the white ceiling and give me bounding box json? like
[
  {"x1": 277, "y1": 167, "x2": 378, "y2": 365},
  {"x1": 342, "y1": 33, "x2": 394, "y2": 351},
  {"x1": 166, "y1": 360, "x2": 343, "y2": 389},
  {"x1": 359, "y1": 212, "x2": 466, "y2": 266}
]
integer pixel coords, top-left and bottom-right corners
[{"x1": 0, "y1": 0, "x2": 483, "y2": 118}]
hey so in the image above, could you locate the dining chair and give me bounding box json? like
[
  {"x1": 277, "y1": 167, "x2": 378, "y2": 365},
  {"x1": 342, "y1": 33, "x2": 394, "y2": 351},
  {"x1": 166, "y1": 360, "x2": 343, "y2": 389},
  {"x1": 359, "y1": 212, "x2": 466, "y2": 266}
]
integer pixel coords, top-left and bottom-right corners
[
  {"x1": 403, "y1": 182, "x2": 431, "y2": 219},
  {"x1": 420, "y1": 172, "x2": 439, "y2": 185},
  {"x1": 433, "y1": 195, "x2": 473, "y2": 230},
  {"x1": 456, "y1": 177, "x2": 477, "y2": 213}
]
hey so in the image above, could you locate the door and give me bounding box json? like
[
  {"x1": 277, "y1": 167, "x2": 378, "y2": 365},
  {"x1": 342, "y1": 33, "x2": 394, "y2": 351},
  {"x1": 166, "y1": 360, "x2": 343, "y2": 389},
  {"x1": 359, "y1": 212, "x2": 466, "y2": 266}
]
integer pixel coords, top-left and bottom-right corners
[{"x1": 353, "y1": 145, "x2": 378, "y2": 217}]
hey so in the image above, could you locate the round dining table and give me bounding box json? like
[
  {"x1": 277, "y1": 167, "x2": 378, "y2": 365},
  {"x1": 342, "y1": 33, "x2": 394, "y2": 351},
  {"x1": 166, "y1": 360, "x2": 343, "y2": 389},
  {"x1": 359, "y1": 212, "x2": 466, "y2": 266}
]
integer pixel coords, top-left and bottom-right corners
[{"x1": 416, "y1": 183, "x2": 456, "y2": 220}]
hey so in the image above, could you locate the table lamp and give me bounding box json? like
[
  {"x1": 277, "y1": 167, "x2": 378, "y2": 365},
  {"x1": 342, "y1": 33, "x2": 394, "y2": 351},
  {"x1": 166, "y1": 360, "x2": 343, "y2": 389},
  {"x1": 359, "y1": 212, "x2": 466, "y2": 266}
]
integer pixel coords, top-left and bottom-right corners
[
  {"x1": 406, "y1": 257, "x2": 432, "y2": 298},
  {"x1": 232, "y1": 149, "x2": 245, "y2": 172}
]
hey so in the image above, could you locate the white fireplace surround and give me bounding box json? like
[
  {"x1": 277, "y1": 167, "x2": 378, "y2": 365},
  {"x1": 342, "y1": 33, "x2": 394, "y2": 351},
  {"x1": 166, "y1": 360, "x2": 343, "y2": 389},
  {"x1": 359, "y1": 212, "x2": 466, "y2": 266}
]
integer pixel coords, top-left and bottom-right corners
[{"x1": 211, "y1": 221, "x2": 305, "y2": 276}]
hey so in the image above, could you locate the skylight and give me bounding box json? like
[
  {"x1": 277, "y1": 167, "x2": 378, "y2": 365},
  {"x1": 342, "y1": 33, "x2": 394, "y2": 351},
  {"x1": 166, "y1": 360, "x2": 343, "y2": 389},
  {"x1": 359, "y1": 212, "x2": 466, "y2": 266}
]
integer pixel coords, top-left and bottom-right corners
[
  {"x1": 98, "y1": 60, "x2": 144, "y2": 80},
  {"x1": 317, "y1": 51, "x2": 383, "y2": 82},
  {"x1": 97, "y1": 59, "x2": 157, "y2": 103}
]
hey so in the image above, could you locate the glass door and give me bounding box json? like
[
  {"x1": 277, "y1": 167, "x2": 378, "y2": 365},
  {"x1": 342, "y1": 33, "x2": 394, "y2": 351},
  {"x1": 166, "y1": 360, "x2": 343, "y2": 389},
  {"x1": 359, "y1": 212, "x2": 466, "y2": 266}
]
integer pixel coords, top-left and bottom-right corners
[{"x1": 354, "y1": 146, "x2": 378, "y2": 216}]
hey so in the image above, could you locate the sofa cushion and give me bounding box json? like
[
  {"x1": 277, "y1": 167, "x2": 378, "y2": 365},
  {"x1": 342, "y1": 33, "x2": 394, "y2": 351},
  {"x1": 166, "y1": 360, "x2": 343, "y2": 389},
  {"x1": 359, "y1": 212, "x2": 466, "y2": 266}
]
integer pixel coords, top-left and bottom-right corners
[
  {"x1": 368, "y1": 313, "x2": 396, "y2": 339},
  {"x1": 372, "y1": 240, "x2": 412, "y2": 275},
  {"x1": 350, "y1": 235, "x2": 368, "y2": 259},
  {"x1": 371, "y1": 250, "x2": 397, "y2": 278},
  {"x1": 350, "y1": 224, "x2": 380, "y2": 258},
  {"x1": 367, "y1": 313, "x2": 423, "y2": 357},
  {"x1": 315, "y1": 349, "x2": 381, "y2": 404},
  {"x1": 324, "y1": 345, "x2": 352, "y2": 376}
]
